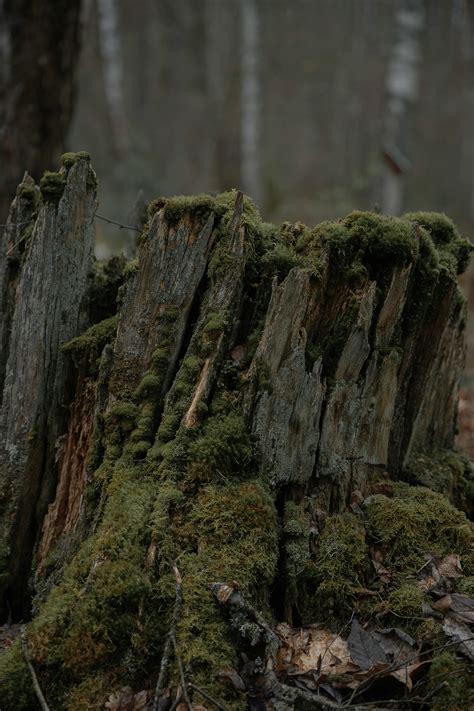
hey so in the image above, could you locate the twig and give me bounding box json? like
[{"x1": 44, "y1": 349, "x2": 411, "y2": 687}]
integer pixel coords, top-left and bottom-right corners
[
  {"x1": 20, "y1": 626, "x2": 50, "y2": 711},
  {"x1": 188, "y1": 683, "x2": 230, "y2": 711},
  {"x1": 171, "y1": 633, "x2": 192, "y2": 710},
  {"x1": 152, "y1": 565, "x2": 183, "y2": 711},
  {"x1": 94, "y1": 212, "x2": 141, "y2": 232}
]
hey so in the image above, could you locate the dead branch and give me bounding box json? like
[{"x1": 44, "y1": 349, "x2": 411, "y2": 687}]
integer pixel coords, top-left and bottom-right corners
[
  {"x1": 188, "y1": 682, "x2": 230, "y2": 711},
  {"x1": 20, "y1": 626, "x2": 50, "y2": 711},
  {"x1": 152, "y1": 565, "x2": 183, "y2": 711}
]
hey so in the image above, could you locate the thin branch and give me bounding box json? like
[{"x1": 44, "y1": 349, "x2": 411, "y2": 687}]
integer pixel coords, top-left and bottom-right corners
[
  {"x1": 152, "y1": 565, "x2": 183, "y2": 711},
  {"x1": 171, "y1": 633, "x2": 192, "y2": 710},
  {"x1": 94, "y1": 212, "x2": 141, "y2": 232},
  {"x1": 20, "y1": 626, "x2": 50, "y2": 711},
  {"x1": 188, "y1": 683, "x2": 230, "y2": 711}
]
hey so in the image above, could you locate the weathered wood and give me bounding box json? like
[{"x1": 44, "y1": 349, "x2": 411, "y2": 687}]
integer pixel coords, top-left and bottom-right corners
[
  {"x1": 0, "y1": 168, "x2": 472, "y2": 710},
  {"x1": 0, "y1": 157, "x2": 96, "y2": 615}
]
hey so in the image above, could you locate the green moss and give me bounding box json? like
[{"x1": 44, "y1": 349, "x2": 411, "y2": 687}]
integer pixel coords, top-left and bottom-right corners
[
  {"x1": 60, "y1": 151, "x2": 91, "y2": 168},
  {"x1": 309, "y1": 513, "x2": 370, "y2": 624},
  {"x1": 39, "y1": 170, "x2": 66, "y2": 205},
  {"x1": 133, "y1": 373, "x2": 162, "y2": 402},
  {"x1": 260, "y1": 242, "x2": 302, "y2": 281},
  {"x1": 283, "y1": 501, "x2": 310, "y2": 581},
  {"x1": 62, "y1": 315, "x2": 117, "y2": 361},
  {"x1": 148, "y1": 194, "x2": 216, "y2": 225},
  {"x1": 364, "y1": 483, "x2": 473, "y2": 572},
  {"x1": 388, "y1": 584, "x2": 425, "y2": 620},
  {"x1": 188, "y1": 413, "x2": 253, "y2": 478},
  {"x1": 151, "y1": 347, "x2": 170, "y2": 371},
  {"x1": 427, "y1": 650, "x2": 474, "y2": 711},
  {"x1": 404, "y1": 211, "x2": 472, "y2": 275},
  {"x1": 456, "y1": 575, "x2": 474, "y2": 597},
  {"x1": 156, "y1": 413, "x2": 181, "y2": 443},
  {"x1": 203, "y1": 312, "x2": 227, "y2": 338},
  {"x1": 405, "y1": 449, "x2": 474, "y2": 518},
  {"x1": 0, "y1": 642, "x2": 35, "y2": 709},
  {"x1": 17, "y1": 177, "x2": 37, "y2": 205}
]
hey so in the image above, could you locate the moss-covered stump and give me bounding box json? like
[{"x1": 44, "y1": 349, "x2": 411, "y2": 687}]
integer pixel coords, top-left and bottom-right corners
[{"x1": 0, "y1": 161, "x2": 473, "y2": 710}]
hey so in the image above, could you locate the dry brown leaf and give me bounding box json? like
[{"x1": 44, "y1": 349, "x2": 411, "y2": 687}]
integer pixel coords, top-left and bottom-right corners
[
  {"x1": 438, "y1": 554, "x2": 463, "y2": 579},
  {"x1": 277, "y1": 623, "x2": 356, "y2": 675},
  {"x1": 431, "y1": 595, "x2": 453, "y2": 614},
  {"x1": 215, "y1": 583, "x2": 234, "y2": 604}
]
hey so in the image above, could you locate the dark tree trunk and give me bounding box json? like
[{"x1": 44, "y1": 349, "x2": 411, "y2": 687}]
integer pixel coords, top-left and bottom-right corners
[
  {"x1": 0, "y1": 0, "x2": 81, "y2": 221},
  {"x1": 0, "y1": 160, "x2": 472, "y2": 710}
]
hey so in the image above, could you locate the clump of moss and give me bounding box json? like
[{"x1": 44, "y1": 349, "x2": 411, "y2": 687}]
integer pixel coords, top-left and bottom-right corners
[
  {"x1": 62, "y1": 315, "x2": 117, "y2": 364},
  {"x1": 203, "y1": 312, "x2": 227, "y2": 339},
  {"x1": 39, "y1": 170, "x2": 66, "y2": 205},
  {"x1": 364, "y1": 482, "x2": 473, "y2": 572},
  {"x1": 405, "y1": 449, "x2": 474, "y2": 518},
  {"x1": 148, "y1": 194, "x2": 217, "y2": 225},
  {"x1": 133, "y1": 372, "x2": 162, "y2": 402},
  {"x1": 260, "y1": 242, "x2": 302, "y2": 281},
  {"x1": 388, "y1": 584, "x2": 425, "y2": 621},
  {"x1": 404, "y1": 211, "x2": 472, "y2": 275},
  {"x1": 60, "y1": 151, "x2": 91, "y2": 168}
]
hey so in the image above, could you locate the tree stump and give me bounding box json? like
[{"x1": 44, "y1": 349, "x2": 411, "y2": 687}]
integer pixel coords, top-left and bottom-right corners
[{"x1": 0, "y1": 158, "x2": 473, "y2": 710}]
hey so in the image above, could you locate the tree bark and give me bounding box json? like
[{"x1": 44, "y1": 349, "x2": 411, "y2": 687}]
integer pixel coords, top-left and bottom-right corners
[
  {"x1": 0, "y1": 162, "x2": 472, "y2": 710},
  {"x1": 0, "y1": 0, "x2": 81, "y2": 221}
]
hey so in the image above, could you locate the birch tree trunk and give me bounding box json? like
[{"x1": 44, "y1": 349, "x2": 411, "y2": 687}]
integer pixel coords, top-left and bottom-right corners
[
  {"x1": 380, "y1": 0, "x2": 425, "y2": 215},
  {"x1": 241, "y1": 0, "x2": 260, "y2": 206},
  {"x1": 0, "y1": 159, "x2": 472, "y2": 710}
]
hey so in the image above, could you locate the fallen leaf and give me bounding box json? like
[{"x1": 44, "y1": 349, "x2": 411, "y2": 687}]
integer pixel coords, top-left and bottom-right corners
[
  {"x1": 450, "y1": 593, "x2": 474, "y2": 624},
  {"x1": 348, "y1": 618, "x2": 387, "y2": 670},
  {"x1": 431, "y1": 595, "x2": 453, "y2": 615},
  {"x1": 442, "y1": 613, "x2": 474, "y2": 661},
  {"x1": 438, "y1": 554, "x2": 463, "y2": 579}
]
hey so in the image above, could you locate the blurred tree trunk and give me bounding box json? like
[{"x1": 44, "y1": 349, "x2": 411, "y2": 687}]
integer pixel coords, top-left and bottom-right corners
[
  {"x1": 380, "y1": 0, "x2": 425, "y2": 215},
  {"x1": 0, "y1": 0, "x2": 82, "y2": 221},
  {"x1": 240, "y1": 0, "x2": 260, "y2": 205}
]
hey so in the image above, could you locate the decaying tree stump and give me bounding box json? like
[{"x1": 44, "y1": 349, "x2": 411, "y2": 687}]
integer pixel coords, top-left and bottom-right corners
[{"x1": 0, "y1": 156, "x2": 473, "y2": 710}]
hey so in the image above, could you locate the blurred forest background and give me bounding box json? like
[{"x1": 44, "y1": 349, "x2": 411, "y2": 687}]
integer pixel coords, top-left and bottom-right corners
[{"x1": 2, "y1": 0, "x2": 474, "y2": 441}]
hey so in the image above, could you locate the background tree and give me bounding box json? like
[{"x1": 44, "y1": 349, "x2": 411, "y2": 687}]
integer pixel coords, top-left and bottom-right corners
[{"x1": 0, "y1": 0, "x2": 82, "y2": 221}]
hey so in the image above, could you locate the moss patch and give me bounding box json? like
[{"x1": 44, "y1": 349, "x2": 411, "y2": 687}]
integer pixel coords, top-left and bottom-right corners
[
  {"x1": 60, "y1": 151, "x2": 91, "y2": 169},
  {"x1": 39, "y1": 171, "x2": 66, "y2": 205}
]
